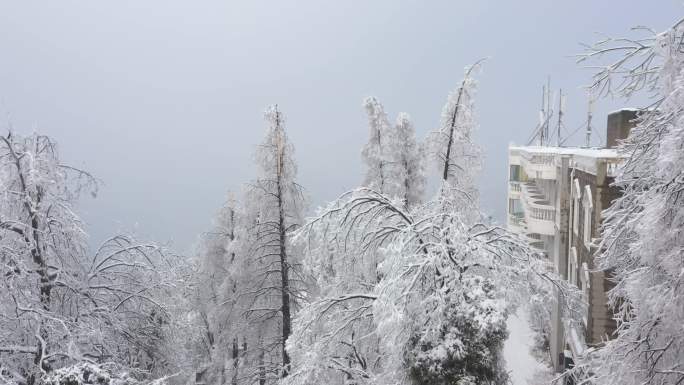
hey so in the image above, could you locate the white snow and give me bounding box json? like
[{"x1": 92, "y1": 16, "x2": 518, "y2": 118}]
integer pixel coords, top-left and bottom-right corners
[{"x1": 504, "y1": 309, "x2": 549, "y2": 385}]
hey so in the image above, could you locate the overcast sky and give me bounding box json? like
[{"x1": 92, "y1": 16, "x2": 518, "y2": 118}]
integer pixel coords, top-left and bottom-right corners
[{"x1": 0, "y1": 1, "x2": 680, "y2": 253}]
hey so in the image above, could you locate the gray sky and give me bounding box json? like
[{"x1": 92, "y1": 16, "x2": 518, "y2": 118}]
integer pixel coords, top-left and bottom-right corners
[{"x1": 0, "y1": 1, "x2": 680, "y2": 253}]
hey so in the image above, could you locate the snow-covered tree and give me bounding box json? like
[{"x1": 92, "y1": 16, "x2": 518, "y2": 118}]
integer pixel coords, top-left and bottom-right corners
[
  {"x1": 430, "y1": 60, "x2": 485, "y2": 217},
  {"x1": 283, "y1": 68, "x2": 579, "y2": 385},
  {"x1": 563, "y1": 17, "x2": 684, "y2": 385},
  {"x1": 39, "y1": 362, "x2": 179, "y2": 385},
  {"x1": 0, "y1": 132, "x2": 176, "y2": 385},
  {"x1": 239, "y1": 105, "x2": 306, "y2": 382},
  {"x1": 361, "y1": 96, "x2": 393, "y2": 195},
  {"x1": 361, "y1": 98, "x2": 426, "y2": 209},
  {"x1": 185, "y1": 107, "x2": 307, "y2": 385},
  {"x1": 284, "y1": 188, "x2": 575, "y2": 385},
  {"x1": 189, "y1": 194, "x2": 243, "y2": 385},
  {"x1": 390, "y1": 113, "x2": 426, "y2": 210}
]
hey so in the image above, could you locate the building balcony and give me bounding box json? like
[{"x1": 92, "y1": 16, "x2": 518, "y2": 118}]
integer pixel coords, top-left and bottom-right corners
[
  {"x1": 521, "y1": 182, "x2": 556, "y2": 235},
  {"x1": 509, "y1": 181, "x2": 521, "y2": 199},
  {"x1": 521, "y1": 152, "x2": 557, "y2": 180},
  {"x1": 523, "y1": 232, "x2": 545, "y2": 250},
  {"x1": 507, "y1": 212, "x2": 525, "y2": 233}
]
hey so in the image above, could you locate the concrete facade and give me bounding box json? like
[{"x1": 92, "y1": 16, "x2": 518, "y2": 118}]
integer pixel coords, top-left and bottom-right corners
[{"x1": 506, "y1": 109, "x2": 634, "y2": 372}]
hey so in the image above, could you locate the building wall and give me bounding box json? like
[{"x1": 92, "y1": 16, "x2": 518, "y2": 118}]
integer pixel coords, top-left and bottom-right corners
[
  {"x1": 508, "y1": 109, "x2": 634, "y2": 372},
  {"x1": 550, "y1": 157, "x2": 571, "y2": 369},
  {"x1": 569, "y1": 167, "x2": 619, "y2": 346},
  {"x1": 607, "y1": 109, "x2": 638, "y2": 149},
  {"x1": 507, "y1": 143, "x2": 625, "y2": 371}
]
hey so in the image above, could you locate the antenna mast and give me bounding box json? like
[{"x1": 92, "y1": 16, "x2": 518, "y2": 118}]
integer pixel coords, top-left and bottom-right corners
[
  {"x1": 539, "y1": 85, "x2": 545, "y2": 146},
  {"x1": 585, "y1": 95, "x2": 594, "y2": 148},
  {"x1": 545, "y1": 77, "x2": 551, "y2": 146},
  {"x1": 556, "y1": 89, "x2": 563, "y2": 147}
]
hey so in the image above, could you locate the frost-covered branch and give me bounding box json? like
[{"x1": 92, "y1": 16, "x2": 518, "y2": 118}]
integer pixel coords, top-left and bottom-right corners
[{"x1": 564, "y1": 17, "x2": 684, "y2": 385}]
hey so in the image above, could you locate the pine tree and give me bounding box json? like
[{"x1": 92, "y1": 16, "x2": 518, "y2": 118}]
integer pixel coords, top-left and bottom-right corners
[{"x1": 242, "y1": 105, "x2": 305, "y2": 381}]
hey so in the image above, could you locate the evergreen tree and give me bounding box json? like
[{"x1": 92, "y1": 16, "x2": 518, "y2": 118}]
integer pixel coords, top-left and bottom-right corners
[{"x1": 242, "y1": 105, "x2": 305, "y2": 381}]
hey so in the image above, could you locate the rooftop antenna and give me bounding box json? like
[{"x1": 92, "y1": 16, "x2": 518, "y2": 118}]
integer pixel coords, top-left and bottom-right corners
[
  {"x1": 539, "y1": 84, "x2": 546, "y2": 146},
  {"x1": 545, "y1": 76, "x2": 551, "y2": 146},
  {"x1": 556, "y1": 89, "x2": 564, "y2": 147},
  {"x1": 584, "y1": 94, "x2": 594, "y2": 148}
]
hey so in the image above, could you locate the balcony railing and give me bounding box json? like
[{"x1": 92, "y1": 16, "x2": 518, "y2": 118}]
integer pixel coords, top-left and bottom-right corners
[
  {"x1": 508, "y1": 213, "x2": 525, "y2": 228},
  {"x1": 526, "y1": 154, "x2": 555, "y2": 165},
  {"x1": 529, "y1": 205, "x2": 555, "y2": 221},
  {"x1": 520, "y1": 153, "x2": 557, "y2": 180},
  {"x1": 520, "y1": 181, "x2": 556, "y2": 235}
]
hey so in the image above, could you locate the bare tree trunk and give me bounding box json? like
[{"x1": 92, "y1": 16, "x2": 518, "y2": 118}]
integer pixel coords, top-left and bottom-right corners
[
  {"x1": 274, "y1": 114, "x2": 292, "y2": 377},
  {"x1": 231, "y1": 337, "x2": 238, "y2": 385},
  {"x1": 4, "y1": 138, "x2": 53, "y2": 382},
  {"x1": 403, "y1": 159, "x2": 411, "y2": 209},
  {"x1": 376, "y1": 129, "x2": 385, "y2": 193},
  {"x1": 258, "y1": 348, "x2": 265, "y2": 385},
  {"x1": 441, "y1": 60, "x2": 483, "y2": 181},
  {"x1": 442, "y1": 83, "x2": 465, "y2": 182}
]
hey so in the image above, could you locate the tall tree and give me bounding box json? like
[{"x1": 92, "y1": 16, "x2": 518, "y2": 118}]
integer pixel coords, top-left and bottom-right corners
[
  {"x1": 430, "y1": 60, "x2": 485, "y2": 216},
  {"x1": 242, "y1": 105, "x2": 305, "y2": 381},
  {"x1": 566, "y1": 17, "x2": 684, "y2": 385}
]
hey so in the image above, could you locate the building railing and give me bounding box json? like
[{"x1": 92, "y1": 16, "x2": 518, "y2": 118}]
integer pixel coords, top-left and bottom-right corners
[
  {"x1": 527, "y1": 154, "x2": 555, "y2": 165},
  {"x1": 520, "y1": 152, "x2": 557, "y2": 180},
  {"x1": 510, "y1": 181, "x2": 521, "y2": 192},
  {"x1": 509, "y1": 213, "x2": 525, "y2": 227},
  {"x1": 528, "y1": 205, "x2": 556, "y2": 221},
  {"x1": 572, "y1": 155, "x2": 625, "y2": 178},
  {"x1": 519, "y1": 181, "x2": 556, "y2": 235}
]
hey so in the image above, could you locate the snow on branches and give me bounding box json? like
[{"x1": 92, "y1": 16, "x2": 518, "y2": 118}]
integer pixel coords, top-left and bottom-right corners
[
  {"x1": 279, "y1": 63, "x2": 586, "y2": 385},
  {"x1": 563, "y1": 17, "x2": 684, "y2": 385},
  {"x1": 284, "y1": 187, "x2": 578, "y2": 385},
  {"x1": 361, "y1": 98, "x2": 426, "y2": 210},
  {"x1": 429, "y1": 59, "x2": 485, "y2": 217},
  {"x1": 0, "y1": 132, "x2": 177, "y2": 385}
]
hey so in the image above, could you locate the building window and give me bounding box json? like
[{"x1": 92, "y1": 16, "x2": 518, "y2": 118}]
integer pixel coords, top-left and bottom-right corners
[
  {"x1": 509, "y1": 198, "x2": 523, "y2": 215},
  {"x1": 572, "y1": 179, "x2": 581, "y2": 236},
  {"x1": 568, "y1": 247, "x2": 578, "y2": 285},
  {"x1": 583, "y1": 185, "x2": 594, "y2": 249},
  {"x1": 580, "y1": 262, "x2": 590, "y2": 326},
  {"x1": 509, "y1": 164, "x2": 521, "y2": 182}
]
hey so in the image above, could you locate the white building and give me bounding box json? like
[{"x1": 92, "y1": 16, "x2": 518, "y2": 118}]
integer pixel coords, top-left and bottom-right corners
[{"x1": 507, "y1": 109, "x2": 636, "y2": 372}]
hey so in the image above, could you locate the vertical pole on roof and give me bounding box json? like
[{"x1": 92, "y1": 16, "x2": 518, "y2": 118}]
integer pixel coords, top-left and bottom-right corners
[
  {"x1": 546, "y1": 76, "x2": 551, "y2": 146},
  {"x1": 585, "y1": 95, "x2": 594, "y2": 148},
  {"x1": 557, "y1": 89, "x2": 563, "y2": 147},
  {"x1": 540, "y1": 85, "x2": 545, "y2": 146}
]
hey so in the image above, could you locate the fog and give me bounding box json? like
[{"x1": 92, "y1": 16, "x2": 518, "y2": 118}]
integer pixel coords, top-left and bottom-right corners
[{"x1": 0, "y1": 0, "x2": 679, "y2": 253}]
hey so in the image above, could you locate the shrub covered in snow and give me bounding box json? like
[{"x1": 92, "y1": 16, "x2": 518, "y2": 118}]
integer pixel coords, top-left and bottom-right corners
[{"x1": 406, "y1": 277, "x2": 509, "y2": 385}]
